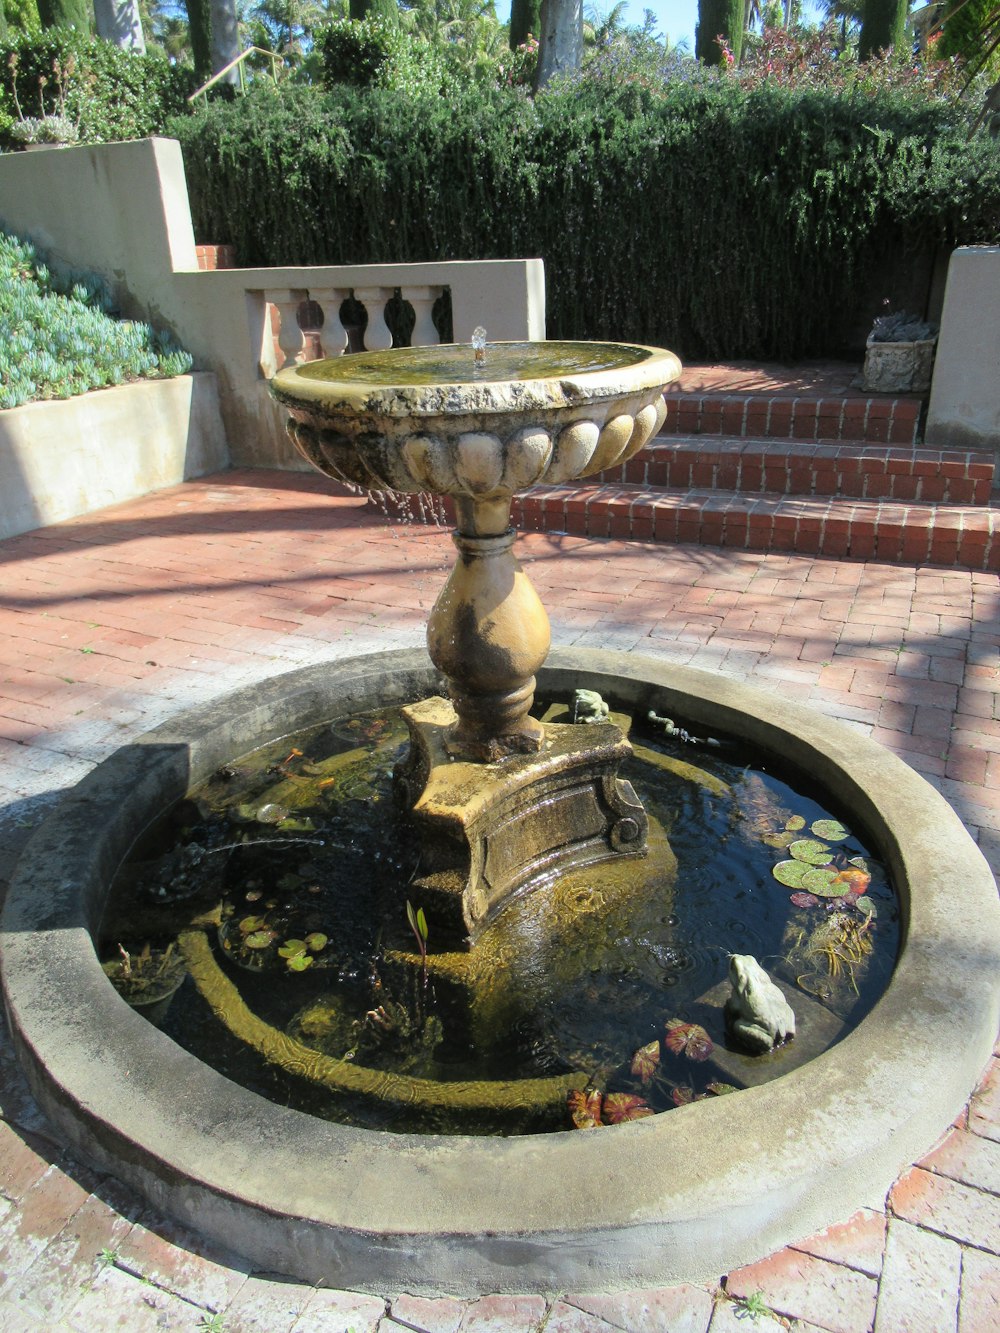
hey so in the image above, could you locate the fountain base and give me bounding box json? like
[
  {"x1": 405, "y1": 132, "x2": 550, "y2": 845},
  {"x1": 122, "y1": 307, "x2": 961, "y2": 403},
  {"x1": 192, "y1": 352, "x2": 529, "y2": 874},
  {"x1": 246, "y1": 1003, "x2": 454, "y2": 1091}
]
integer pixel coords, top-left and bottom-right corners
[{"x1": 395, "y1": 696, "x2": 648, "y2": 942}]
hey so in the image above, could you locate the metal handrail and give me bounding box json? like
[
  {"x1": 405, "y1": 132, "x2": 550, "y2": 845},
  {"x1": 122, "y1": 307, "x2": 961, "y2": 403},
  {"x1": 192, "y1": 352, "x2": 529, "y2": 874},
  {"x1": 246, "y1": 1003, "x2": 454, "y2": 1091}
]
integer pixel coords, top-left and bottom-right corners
[{"x1": 187, "y1": 47, "x2": 282, "y2": 106}]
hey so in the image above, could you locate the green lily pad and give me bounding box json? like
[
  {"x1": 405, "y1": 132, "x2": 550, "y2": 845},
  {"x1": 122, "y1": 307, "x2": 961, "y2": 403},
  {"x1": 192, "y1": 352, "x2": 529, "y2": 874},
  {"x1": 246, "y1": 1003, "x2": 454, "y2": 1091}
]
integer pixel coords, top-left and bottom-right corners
[
  {"x1": 305, "y1": 932, "x2": 328, "y2": 953},
  {"x1": 243, "y1": 931, "x2": 273, "y2": 950},
  {"x1": 811, "y1": 819, "x2": 849, "y2": 842},
  {"x1": 789, "y1": 838, "x2": 833, "y2": 865},
  {"x1": 855, "y1": 895, "x2": 879, "y2": 918},
  {"x1": 785, "y1": 815, "x2": 806, "y2": 831},
  {"x1": 286, "y1": 952, "x2": 314, "y2": 972},
  {"x1": 802, "y1": 867, "x2": 846, "y2": 896},
  {"x1": 772, "y1": 860, "x2": 812, "y2": 888},
  {"x1": 849, "y1": 856, "x2": 869, "y2": 871},
  {"x1": 278, "y1": 939, "x2": 308, "y2": 958},
  {"x1": 238, "y1": 915, "x2": 267, "y2": 934}
]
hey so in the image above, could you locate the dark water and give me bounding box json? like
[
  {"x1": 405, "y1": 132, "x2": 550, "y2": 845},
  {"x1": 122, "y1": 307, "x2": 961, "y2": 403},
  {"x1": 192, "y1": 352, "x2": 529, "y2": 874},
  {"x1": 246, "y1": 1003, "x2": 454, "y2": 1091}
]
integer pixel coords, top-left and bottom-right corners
[{"x1": 99, "y1": 698, "x2": 899, "y2": 1136}]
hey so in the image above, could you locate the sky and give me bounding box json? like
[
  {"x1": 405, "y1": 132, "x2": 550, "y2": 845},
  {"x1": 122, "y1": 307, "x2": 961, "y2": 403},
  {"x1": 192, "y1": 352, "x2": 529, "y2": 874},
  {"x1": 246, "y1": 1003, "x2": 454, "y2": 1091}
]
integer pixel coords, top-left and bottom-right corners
[{"x1": 493, "y1": 2, "x2": 827, "y2": 54}]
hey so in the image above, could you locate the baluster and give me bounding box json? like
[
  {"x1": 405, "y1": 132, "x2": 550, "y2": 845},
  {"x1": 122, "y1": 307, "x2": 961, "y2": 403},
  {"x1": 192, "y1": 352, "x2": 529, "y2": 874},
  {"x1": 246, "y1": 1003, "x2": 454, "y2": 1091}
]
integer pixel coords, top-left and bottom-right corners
[
  {"x1": 264, "y1": 288, "x2": 309, "y2": 368},
  {"x1": 407, "y1": 286, "x2": 442, "y2": 347},
  {"x1": 251, "y1": 293, "x2": 277, "y2": 379},
  {"x1": 354, "y1": 286, "x2": 394, "y2": 351},
  {"x1": 310, "y1": 288, "x2": 349, "y2": 358}
]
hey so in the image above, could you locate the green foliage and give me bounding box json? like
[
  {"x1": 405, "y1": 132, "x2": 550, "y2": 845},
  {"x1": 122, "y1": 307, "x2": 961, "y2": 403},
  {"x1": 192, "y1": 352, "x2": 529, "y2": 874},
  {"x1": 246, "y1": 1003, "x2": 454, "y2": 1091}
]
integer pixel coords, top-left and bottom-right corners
[
  {"x1": 509, "y1": 0, "x2": 541, "y2": 48},
  {"x1": 938, "y1": 0, "x2": 1000, "y2": 75},
  {"x1": 318, "y1": 16, "x2": 451, "y2": 90},
  {"x1": 0, "y1": 232, "x2": 193, "y2": 411},
  {"x1": 0, "y1": 30, "x2": 191, "y2": 146},
  {"x1": 186, "y1": 0, "x2": 213, "y2": 82},
  {"x1": 35, "y1": 0, "x2": 90, "y2": 32},
  {"x1": 350, "y1": 0, "x2": 398, "y2": 21},
  {"x1": 5, "y1": 0, "x2": 41, "y2": 35},
  {"x1": 170, "y1": 69, "x2": 1000, "y2": 360},
  {"x1": 696, "y1": 0, "x2": 743, "y2": 64},
  {"x1": 858, "y1": 0, "x2": 907, "y2": 60}
]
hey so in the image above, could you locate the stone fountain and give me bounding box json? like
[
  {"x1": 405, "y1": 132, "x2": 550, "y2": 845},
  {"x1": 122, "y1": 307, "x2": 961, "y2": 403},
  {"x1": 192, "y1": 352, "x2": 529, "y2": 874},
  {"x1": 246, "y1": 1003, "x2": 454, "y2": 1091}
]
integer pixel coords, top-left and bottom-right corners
[{"x1": 1, "y1": 336, "x2": 998, "y2": 1296}]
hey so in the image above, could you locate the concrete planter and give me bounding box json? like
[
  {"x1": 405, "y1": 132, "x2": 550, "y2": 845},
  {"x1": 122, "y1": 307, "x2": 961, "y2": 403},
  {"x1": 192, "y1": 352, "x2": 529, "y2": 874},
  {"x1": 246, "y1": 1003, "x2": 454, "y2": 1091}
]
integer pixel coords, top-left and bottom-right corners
[
  {"x1": 862, "y1": 335, "x2": 937, "y2": 394},
  {"x1": 0, "y1": 373, "x2": 229, "y2": 540}
]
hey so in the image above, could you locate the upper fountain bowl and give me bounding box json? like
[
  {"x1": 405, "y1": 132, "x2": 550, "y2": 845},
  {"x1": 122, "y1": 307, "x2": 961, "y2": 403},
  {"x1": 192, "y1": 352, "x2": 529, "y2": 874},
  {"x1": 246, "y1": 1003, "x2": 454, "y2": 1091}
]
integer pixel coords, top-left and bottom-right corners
[{"x1": 270, "y1": 340, "x2": 682, "y2": 514}]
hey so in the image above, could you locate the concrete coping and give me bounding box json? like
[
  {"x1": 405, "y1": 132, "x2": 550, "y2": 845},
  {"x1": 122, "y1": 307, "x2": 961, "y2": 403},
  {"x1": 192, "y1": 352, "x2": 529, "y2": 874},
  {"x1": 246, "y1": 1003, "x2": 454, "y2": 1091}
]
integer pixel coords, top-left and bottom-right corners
[{"x1": 2, "y1": 647, "x2": 998, "y2": 1295}]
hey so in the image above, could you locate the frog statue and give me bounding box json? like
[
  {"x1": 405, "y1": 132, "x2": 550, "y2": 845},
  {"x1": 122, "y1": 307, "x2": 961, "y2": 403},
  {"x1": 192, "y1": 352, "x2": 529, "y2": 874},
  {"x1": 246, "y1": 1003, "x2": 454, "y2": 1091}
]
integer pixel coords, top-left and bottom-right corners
[
  {"x1": 571, "y1": 688, "x2": 610, "y2": 724},
  {"x1": 724, "y1": 954, "x2": 796, "y2": 1054}
]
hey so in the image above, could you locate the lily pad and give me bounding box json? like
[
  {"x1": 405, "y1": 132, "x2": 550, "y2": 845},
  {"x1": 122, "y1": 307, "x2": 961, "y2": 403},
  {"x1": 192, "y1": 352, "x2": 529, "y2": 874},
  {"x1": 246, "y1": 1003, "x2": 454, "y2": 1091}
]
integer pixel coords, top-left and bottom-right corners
[
  {"x1": 790, "y1": 891, "x2": 821, "y2": 909},
  {"x1": 789, "y1": 838, "x2": 834, "y2": 865},
  {"x1": 568, "y1": 1088, "x2": 603, "y2": 1130},
  {"x1": 278, "y1": 939, "x2": 308, "y2": 959},
  {"x1": 630, "y1": 1040, "x2": 660, "y2": 1083},
  {"x1": 238, "y1": 915, "x2": 267, "y2": 935},
  {"x1": 802, "y1": 867, "x2": 848, "y2": 897},
  {"x1": 243, "y1": 930, "x2": 274, "y2": 950},
  {"x1": 602, "y1": 1093, "x2": 653, "y2": 1124},
  {"x1": 772, "y1": 860, "x2": 812, "y2": 888},
  {"x1": 286, "y1": 953, "x2": 314, "y2": 972},
  {"x1": 785, "y1": 815, "x2": 807, "y2": 831},
  {"x1": 705, "y1": 1082, "x2": 738, "y2": 1096},
  {"x1": 762, "y1": 832, "x2": 796, "y2": 849},
  {"x1": 304, "y1": 932, "x2": 328, "y2": 953},
  {"x1": 811, "y1": 819, "x2": 849, "y2": 842},
  {"x1": 855, "y1": 895, "x2": 879, "y2": 919},
  {"x1": 664, "y1": 1019, "x2": 714, "y2": 1061},
  {"x1": 671, "y1": 1086, "x2": 705, "y2": 1106},
  {"x1": 849, "y1": 856, "x2": 869, "y2": 871}
]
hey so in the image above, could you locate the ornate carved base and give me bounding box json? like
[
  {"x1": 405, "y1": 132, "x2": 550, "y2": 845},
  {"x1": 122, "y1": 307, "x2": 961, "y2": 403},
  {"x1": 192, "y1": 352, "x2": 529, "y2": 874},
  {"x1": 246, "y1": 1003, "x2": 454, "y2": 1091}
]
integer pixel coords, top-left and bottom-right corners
[{"x1": 394, "y1": 697, "x2": 648, "y2": 944}]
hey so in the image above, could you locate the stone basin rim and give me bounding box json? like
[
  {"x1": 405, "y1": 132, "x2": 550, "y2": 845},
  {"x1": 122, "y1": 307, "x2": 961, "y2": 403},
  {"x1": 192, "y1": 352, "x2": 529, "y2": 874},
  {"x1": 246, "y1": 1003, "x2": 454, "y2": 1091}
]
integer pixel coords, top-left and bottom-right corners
[
  {"x1": 1, "y1": 646, "x2": 997, "y2": 1295},
  {"x1": 270, "y1": 340, "x2": 683, "y2": 417}
]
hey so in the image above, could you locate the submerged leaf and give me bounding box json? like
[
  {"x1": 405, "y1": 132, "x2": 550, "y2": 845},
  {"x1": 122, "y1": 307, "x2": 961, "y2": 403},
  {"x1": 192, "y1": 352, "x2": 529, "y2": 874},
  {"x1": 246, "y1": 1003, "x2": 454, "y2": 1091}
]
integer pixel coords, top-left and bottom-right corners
[
  {"x1": 790, "y1": 891, "x2": 821, "y2": 909},
  {"x1": 855, "y1": 895, "x2": 879, "y2": 918},
  {"x1": 568, "y1": 1088, "x2": 603, "y2": 1130},
  {"x1": 671, "y1": 1086, "x2": 705, "y2": 1106},
  {"x1": 762, "y1": 831, "x2": 796, "y2": 849},
  {"x1": 811, "y1": 819, "x2": 849, "y2": 842},
  {"x1": 602, "y1": 1093, "x2": 653, "y2": 1124},
  {"x1": 789, "y1": 838, "x2": 833, "y2": 865},
  {"x1": 630, "y1": 1040, "x2": 661, "y2": 1083},
  {"x1": 705, "y1": 1082, "x2": 738, "y2": 1096},
  {"x1": 664, "y1": 1019, "x2": 714, "y2": 1061},
  {"x1": 772, "y1": 860, "x2": 811, "y2": 888}
]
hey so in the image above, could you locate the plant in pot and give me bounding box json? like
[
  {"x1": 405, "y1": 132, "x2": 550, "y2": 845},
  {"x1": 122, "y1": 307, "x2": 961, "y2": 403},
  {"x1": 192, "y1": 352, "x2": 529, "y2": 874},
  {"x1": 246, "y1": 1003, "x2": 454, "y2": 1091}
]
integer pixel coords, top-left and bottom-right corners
[
  {"x1": 102, "y1": 942, "x2": 187, "y2": 1026},
  {"x1": 861, "y1": 310, "x2": 938, "y2": 394}
]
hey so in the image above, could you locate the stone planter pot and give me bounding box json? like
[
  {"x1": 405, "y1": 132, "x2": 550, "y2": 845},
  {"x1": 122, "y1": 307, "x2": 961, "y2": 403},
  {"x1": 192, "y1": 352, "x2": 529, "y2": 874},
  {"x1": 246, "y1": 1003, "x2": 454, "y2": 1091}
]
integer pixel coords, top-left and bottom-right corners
[{"x1": 862, "y1": 335, "x2": 937, "y2": 393}]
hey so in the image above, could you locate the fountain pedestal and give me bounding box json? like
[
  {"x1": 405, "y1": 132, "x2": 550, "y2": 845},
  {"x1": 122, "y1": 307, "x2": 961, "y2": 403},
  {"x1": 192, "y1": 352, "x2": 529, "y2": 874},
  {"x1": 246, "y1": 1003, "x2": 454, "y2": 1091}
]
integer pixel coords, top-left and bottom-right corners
[{"x1": 395, "y1": 697, "x2": 648, "y2": 942}]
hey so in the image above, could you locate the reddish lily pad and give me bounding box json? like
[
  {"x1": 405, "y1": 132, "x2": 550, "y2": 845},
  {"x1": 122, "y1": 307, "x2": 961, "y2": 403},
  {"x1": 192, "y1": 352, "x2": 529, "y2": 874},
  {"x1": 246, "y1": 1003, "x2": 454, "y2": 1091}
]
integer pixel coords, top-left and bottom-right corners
[
  {"x1": 630, "y1": 1040, "x2": 661, "y2": 1083},
  {"x1": 568, "y1": 1088, "x2": 603, "y2": 1130},
  {"x1": 671, "y1": 1086, "x2": 706, "y2": 1106},
  {"x1": 790, "y1": 891, "x2": 821, "y2": 908},
  {"x1": 664, "y1": 1019, "x2": 714, "y2": 1061},
  {"x1": 789, "y1": 838, "x2": 833, "y2": 865},
  {"x1": 811, "y1": 819, "x2": 849, "y2": 842},
  {"x1": 602, "y1": 1093, "x2": 653, "y2": 1124}
]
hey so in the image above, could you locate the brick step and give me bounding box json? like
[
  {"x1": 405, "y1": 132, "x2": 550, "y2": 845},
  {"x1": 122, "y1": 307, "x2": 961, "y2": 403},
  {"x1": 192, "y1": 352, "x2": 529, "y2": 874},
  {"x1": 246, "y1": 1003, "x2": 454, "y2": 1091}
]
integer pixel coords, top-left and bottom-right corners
[
  {"x1": 511, "y1": 484, "x2": 999, "y2": 570},
  {"x1": 601, "y1": 437, "x2": 996, "y2": 506},
  {"x1": 661, "y1": 391, "x2": 924, "y2": 445}
]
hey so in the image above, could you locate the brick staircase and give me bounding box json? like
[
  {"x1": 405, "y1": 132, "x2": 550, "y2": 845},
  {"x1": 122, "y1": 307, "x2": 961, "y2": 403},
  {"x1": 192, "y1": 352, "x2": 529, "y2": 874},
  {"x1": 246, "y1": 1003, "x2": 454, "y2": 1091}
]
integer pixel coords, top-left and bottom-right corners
[{"x1": 510, "y1": 378, "x2": 999, "y2": 571}]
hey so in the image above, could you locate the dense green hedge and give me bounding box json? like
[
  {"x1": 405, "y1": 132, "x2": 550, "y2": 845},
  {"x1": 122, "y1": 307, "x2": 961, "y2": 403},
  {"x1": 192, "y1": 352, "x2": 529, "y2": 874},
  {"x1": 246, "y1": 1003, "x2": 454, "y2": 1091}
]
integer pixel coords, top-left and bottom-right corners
[
  {"x1": 170, "y1": 77, "x2": 1000, "y2": 359},
  {"x1": 0, "y1": 30, "x2": 191, "y2": 147}
]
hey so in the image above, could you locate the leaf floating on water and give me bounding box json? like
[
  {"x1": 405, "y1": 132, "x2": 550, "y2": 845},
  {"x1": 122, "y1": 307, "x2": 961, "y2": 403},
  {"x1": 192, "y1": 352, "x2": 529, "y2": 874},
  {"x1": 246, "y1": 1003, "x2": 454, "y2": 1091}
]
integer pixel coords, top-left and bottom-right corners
[
  {"x1": 762, "y1": 832, "x2": 796, "y2": 849},
  {"x1": 789, "y1": 838, "x2": 833, "y2": 865},
  {"x1": 772, "y1": 860, "x2": 812, "y2": 888},
  {"x1": 630, "y1": 1040, "x2": 661, "y2": 1082},
  {"x1": 811, "y1": 819, "x2": 849, "y2": 842},
  {"x1": 278, "y1": 939, "x2": 308, "y2": 959},
  {"x1": 785, "y1": 815, "x2": 807, "y2": 831},
  {"x1": 286, "y1": 952, "x2": 314, "y2": 972},
  {"x1": 664, "y1": 1019, "x2": 714, "y2": 1061},
  {"x1": 568, "y1": 1088, "x2": 603, "y2": 1129},
  {"x1": 304, "y1": 932, "x2": 328, "y2": 953},
  {"x1": 705, "y1": 1082, "x2": 738, "y2": 1096},
  {"x1": 855, "y1": 895, "x2": 879, "y2": 918},
  {"x1": 802, "y1": 867, "x2": 844, "y2": 896},
  {"x1": 239, "y1": 915, "x2": 267, "y2": 935},
  {"x1": 790, "y1": 891, "x2": 821, "y2": 908},
  {"x1": 848, "y1": 856, "x2": 869, "y2": 871},
  {"x1": 243, "y1": 931, "x2": 273, "y2": 950},
  {"x1": 602, "y1": 1093, "x2": 654, "y2": 1124}
]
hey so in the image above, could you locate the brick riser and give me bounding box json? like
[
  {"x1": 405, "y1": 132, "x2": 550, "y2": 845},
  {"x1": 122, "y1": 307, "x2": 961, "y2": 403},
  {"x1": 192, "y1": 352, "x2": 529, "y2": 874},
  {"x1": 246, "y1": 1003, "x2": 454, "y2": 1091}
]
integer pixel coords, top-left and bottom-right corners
[
  {"x1": 512, "y1": 486, "x2": 999, "y2": 572},
  {"x1": 662, "y1": 392, "x2": 923, "y2": 445},
  {"x1": 602, "y1": 438, "x2": 996, "y2": 506}
]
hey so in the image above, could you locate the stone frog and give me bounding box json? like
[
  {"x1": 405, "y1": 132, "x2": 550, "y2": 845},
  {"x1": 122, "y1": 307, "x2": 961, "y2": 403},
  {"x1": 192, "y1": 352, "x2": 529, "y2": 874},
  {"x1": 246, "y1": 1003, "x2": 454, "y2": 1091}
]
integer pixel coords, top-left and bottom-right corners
[
  {"x1": 571, "y1": 688, "x2": 610, "y2": 724},
  {"x1": 724, "y1": 954, "x2": 796, "y2": 1054}
]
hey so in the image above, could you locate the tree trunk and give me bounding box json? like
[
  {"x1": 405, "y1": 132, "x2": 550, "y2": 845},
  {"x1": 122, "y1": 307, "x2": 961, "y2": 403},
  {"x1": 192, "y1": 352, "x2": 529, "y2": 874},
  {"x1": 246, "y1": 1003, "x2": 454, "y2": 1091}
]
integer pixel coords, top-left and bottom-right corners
[
  {"x1": 210, "y1": 0, "x2": 240, "y2": 82},
  {"x1": 510, "y1": 0, "x2": 542, "y2": 48},
  {"x1": 858, "y1": 0, "x2": 907, "y2": 60},
  {"x1": 533, "y1": 0, "x2": 582, "y2": 91},
  {"x1": 695, "y1": 0, "x2": 743, "y2": 64},
  {"x1": 93, "y1": 0, "x2": 146, "y2": 51}
]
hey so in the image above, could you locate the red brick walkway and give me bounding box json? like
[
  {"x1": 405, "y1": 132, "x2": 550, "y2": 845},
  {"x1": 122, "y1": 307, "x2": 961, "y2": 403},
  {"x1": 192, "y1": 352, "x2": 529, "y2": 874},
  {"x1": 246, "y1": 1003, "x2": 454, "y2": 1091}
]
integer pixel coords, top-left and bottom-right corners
[{"x1": 0, "y1": 470, "x2": 998, "y2": 1331}]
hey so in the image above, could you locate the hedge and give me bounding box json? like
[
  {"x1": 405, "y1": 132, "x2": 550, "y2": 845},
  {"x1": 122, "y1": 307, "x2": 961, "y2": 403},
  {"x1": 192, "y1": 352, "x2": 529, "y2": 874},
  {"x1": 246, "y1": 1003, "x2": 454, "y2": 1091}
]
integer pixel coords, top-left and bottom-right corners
[{"x1": 169, "y1": 76, "x2": 1000, "y2": 360}]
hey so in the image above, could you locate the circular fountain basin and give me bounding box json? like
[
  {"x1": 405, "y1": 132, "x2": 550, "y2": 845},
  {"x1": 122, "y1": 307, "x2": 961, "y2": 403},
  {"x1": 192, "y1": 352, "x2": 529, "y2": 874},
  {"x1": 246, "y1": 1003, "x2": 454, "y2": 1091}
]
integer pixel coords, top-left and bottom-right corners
[
  {"x1": 270, "y1": 341, "x2": 682, "y2": 504},
  {"x1": 2, "y1": 647, "x2": 998, "y2": 1295}
]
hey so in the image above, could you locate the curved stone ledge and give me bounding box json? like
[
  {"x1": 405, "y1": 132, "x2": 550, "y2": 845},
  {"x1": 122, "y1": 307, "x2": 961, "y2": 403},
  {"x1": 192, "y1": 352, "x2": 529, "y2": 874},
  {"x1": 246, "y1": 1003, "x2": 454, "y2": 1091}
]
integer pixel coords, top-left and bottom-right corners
[{"x1": 1, "y1": 648, "x2": 998, "y2": 1295}]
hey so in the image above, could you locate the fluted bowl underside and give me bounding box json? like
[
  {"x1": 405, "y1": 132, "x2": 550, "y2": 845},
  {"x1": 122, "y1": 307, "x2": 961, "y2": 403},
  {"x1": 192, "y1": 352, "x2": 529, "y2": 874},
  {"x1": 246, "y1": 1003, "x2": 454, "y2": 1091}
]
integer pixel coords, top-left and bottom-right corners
[{"x1": 270, "y1": 340, "x2": 682, "y2": 499}]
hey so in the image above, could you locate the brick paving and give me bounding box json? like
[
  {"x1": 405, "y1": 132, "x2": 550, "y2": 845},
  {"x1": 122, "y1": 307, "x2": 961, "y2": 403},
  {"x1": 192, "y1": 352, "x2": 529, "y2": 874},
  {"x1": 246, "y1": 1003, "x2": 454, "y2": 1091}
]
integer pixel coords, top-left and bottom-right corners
[{"x1": 0, "y1": 467, "x2": 997, "y2": 1332}]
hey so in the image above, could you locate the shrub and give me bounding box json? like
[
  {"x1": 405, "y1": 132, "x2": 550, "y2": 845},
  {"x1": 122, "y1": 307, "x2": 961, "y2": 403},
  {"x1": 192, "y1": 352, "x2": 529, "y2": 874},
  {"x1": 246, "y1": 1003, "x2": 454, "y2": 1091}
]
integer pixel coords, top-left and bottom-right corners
[
  {"x1": 170, "y1": 69, "x2": 1000, "y2": 360},
  {"x1": 0, "y1": 232, "x2": 193, "y2": 410},
  {"x1": 318, "y1": 17, "x2": 452, "y2": 95},
  {"x1": 0, "y1": 29, "x2": 191, "y2": 148}
]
